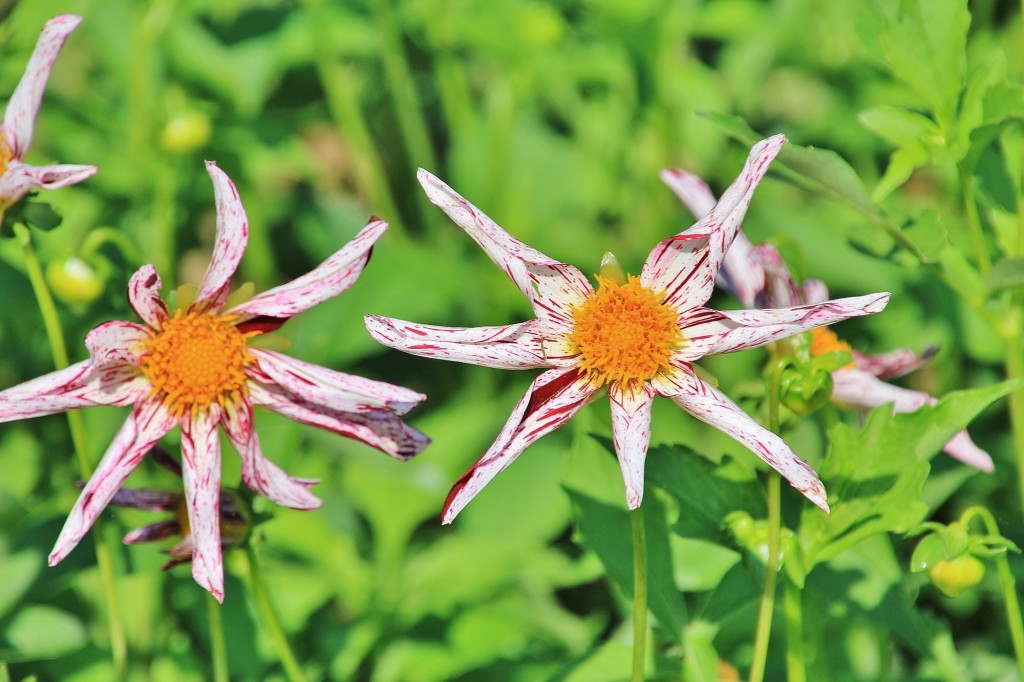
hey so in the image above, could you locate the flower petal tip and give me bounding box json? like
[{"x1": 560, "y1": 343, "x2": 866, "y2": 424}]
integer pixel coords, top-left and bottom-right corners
[{"x1": 625, "y1": 488, "x2": 643, "y2": 510}]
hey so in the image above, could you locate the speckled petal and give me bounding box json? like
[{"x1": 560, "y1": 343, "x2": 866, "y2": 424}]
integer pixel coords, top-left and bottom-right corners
[
  {"x1": 642, "y1": 135, "x2": 786, "y2": 310},
  {"x1": 831, "y1": 370, "x2": 993, "y2": 472},
  {"x1": 192, "y1": 162, "x2": 248, "y2": 312},
  {"x1": 221, "y1": 397, "x2": 322, "y2": 509},
  {"x1": 525, "y1": 262, "x2": 592, "y2": 332},
  {"x1": 609, "y1": 382, "x2": 656, "y2": 509},
  {"x1": 667, "y1": 369, "x2": 829, "y2": 511},
  {"x1": 659, "y1": 167, "x2": 717, "y2": 219},
  {"x1": 0, "y1": 161, "x2": 97, "y2": 204},
  {"x1": 252, "y1": 348, "x2": 425, "y2": 415},
  {"x1": 365, "y1": 316, "x2": 549, "y2": 370},
  {"x1": 3, "y1": 15, "x2": 82, "y2": 159},
  {"x1": 0, "y1": 360, "x2": 145, "y2": 422},
  {"x1": 417, "y1": 169, "x2": 564, "y2": 300},
  {"x1": 85, "y1": 321, "x2": 150, "y2": 367},
  {"x1": 442, "y1": 369, "x2": 599, "y2": 524},
  {"x1": 181, "y1": 406, "x2": 225, "y2": 602},
  {"x1": 853, "y1": 346, "x2": 937, "y2": 380},
  {"x1": 229, "y1": 218, "x2": 386, "y2": 327},
  {"x1": 48, "y1": 399, "x2": 176, "y2": 566},
  {"x1": 127, "y1": 264, "x2": 170, "y2": 329},
  {"x1": 677, "y1": 293, "x2": 890, "y2": 361}
]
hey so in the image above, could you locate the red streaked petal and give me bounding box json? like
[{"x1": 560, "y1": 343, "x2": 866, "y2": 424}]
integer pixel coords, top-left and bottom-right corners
[
  {"x1": 127, "y1": 264, "x2": 169, "y2": 329},
  {"x1": 181, "y1": 406, "x2": 224, "y2": 602},
  {"x1": 609, "y1": 382, "x2": 656, "y2": 509},
  {"x1": 192, "y1": 162, "x2": 249, "y2": 312},
  {"x1": 85, "y1": 321, "x2": 150, "y2": 367},
  {"x1": 0, "y1": 162, "x2": 96, "y2": 204},
  {"x1": 0, "y1": 360, "x2": 145, "y2": 423}
]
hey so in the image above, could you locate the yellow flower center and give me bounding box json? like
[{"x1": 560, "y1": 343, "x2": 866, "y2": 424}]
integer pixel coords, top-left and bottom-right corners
[
  {"x1": 809, "y1": 327, "x2": 856, "y2": 370},
  {"x1": 569, "y1": 275, "x2": 683, "y2": 387},
  {"x1": 140, "y1": 310, "x2": 255, "y2": 417}
]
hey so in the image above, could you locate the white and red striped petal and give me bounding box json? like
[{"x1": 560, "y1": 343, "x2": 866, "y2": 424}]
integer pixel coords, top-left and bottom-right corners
[
  {"x1": 251, "y1": 348, "x2": 425, "y2": 415},
  {"x1": 642, "y1": 135, "x2": 786, "y2": 310},
  {"x1": 442, "y1": 368, "x2": 599, "y2": 524},
  {"x1": 526, "y1": 262, "x2": 592, "y2": 331},
  {"x1": 666, "y1": 371, "x2": 829, "y2": 511},
  {"x1": 230, "y1": 218, "x2": 386, "y2": 327},
  {"x1": 417, "y1": 169, "x2": 564, "y2": 300},
  {"x1": 181, "y1": 406, "x2": 225, "y2": 602},
  {"x1": 2, "y1": 15, "x2": 82, "y2": 160},
  {"x1": 0, "y1": 162, "x2": 97, "y2": 205},
  {"x1": 831, "y1": 370, "x2": 994, "y2": 472},
  {"x1": 192, "y1": 162, "x2": 249, "y2": 312},
  {"x1": 48, "y1": 399, "x2": 176, "y2": 567},
  {"x1": 609, "y1": 382, "x2": 656, "y2": 509},
  {"x1": 128, "y1": 264, "x2": 169, "y2": 329},
  {"x1": 677, "y1": 293, "x2": 890, "y2": 361},
  {"x1": 853, "y1": 346, "x2": 937, "y2": 380},
  {"x1": 85, "y1": 321, "x2": 150, "y2": 367},
  {"x1": 0, "y1": 360, "x2": 145, "y2": 422},
  {"x1": 659, "y1": 168, "x2": 717, "y2": 219},
  {"x1": 365, "y1": 316, "x2": 549, "y2": 370},
  {"x1": 251, "y1": 382, "x2": 430, "y2": 461}
]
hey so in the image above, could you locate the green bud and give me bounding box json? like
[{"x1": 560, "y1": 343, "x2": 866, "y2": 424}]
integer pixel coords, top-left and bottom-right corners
[
  {"x1": 927, "y1": 555, "x2": 985, "y2": 598},
  {"x1": 779, "y1": 366, "x2": 834, "y2": 415},
  {"x1": 160, "y1": 110, "x2": 212, "y2": 154},
  {"x1": 46, "y1": 257, "x2": 104, "y2": 306}
]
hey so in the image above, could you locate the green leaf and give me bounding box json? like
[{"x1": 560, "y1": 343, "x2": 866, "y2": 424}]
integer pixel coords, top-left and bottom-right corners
[
  {"x1": 682, "y1": 620, "x2": 721, "y2": 682},
  {"x1": 901, "y1": 210, "x2": 949, "y2": 263},
  {"x1": 0, "y1": 551, "x2": 42, "y2": 619},
  {"x1": 986, "y1": 257, "x2": 1024, "y2": 295},
  {"x1": 859, "y1": 105, "x2": 940, "y2": 147},
  {"x1": 871, "y1": 143, "x2": 930, "y2": 203},
  {"x1": 3, "y1": 606, "x2": 87, "y2": 660}
]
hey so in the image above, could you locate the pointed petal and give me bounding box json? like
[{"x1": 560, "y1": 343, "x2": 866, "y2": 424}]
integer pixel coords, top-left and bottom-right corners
[
  {"x1": 609, "y1": 382, "x2": 655, "y2": 509},
  {"x1": 852, "y1": 346, "x2": 937, "y2": 380},
  {"x1": 128, "y1": 264, "x2": 169, "y2": 329},
  {"x1": 364, "y1": 315, "x2": 550, "y2": 369},
  {"x1": 123, "y1": 520, "x2": 181, "y2": 545},
  {"x1": 108, "y1": 488, "x2": 179, "y2": 511},
  {"x1": 192, "y1": 162, "x2": 248, "y2": 312},
  {"x1": 49, "y1": 399, "x2": 175, "y2": 566},
  {"x1": 221, "y1": 399, "x2": 322, "y2": 509},
  {"x1": 250, "y1": 382, "x2": 430, "y2": 460},
  {"x1": 678, "y1": 294, "x2": 890, "y2": 361},
  {"x1": 229, "y1": 218, "x2": 386, "y2": 327},
  {"x1": 442, "y1": 369, "x2": 598, "y2": 523},
  {"x1": 417, "y1": 169, "x2": 564, "y2": 299},
  {"x1": 748, "y1": 243, "x2": 802, "y2": 308},
  {"x1": 180, "y1": 407, "x2": 224, "y2": 602},
  {"x1": 666, "y1": 371, "x2": 829, "y2": 511},
  {"x1": 0, "y1": 162, "x2": 97, "y2": 204},
  {"x1": 830, "y1": 370, "x2": 994, "y2": 472},
  {"x1": 659, "y1": 168, "x2": 717, "y2": 219},
  {"x1": 3, "y1": 15, "x2": 82, "y2": 159},
  {"x1": 0, "y1": 360, "x2": 145, "y2": 422},
  {"x1": 85, "y1": 321, "x2": 150, "y2": 367},
  {"x1": 251, "y1": 348, "x2": 424, "y2": 415},
  {"x1": 642, "y1": 135, "x2": 786, "y2": 309}
]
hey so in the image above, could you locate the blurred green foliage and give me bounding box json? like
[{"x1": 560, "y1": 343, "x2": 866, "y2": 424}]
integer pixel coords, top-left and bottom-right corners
[{"x1": 0, "y1": 0, "x2": 1022, "y2": 680}]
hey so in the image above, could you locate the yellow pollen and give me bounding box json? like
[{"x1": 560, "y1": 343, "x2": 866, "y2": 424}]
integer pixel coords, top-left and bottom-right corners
[
  {"x1": 139, "y1": 310, "x2": 255, "y2": 416},
  {"x1": 809, "y1": 327, "x2": 855, "y2": 370},
  {"x1": 569, "y1": 275, "x2": 683, "y2": 387}
]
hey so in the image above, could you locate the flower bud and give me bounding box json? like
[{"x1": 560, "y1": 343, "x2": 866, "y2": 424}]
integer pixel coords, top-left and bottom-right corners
[
  {"x1": 160, "y1": 109, "x2": 212, "y2": 154},
  {"x1": 927, "y1": 554, "x2": 985, "y2": 598},
  {"x1": 46, "y1": 257, "x2": 104, "y2": 305}
]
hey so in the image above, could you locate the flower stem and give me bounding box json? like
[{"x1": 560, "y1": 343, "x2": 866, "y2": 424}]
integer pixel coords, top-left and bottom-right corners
[
  {"x1": 14, "y1": 224, "x2": 128, "y2": 680},
  {"x1": 207, "y1": 591, "x2": 230, "y2": 682},
  {"x1": 242, "y1": 543, "x2": 308, "y2": 682},
  {"x1": 630, "y1": 506, "x2": 648, "y2": 682},
  {"x1": 783, "y1": 576, "x2": 806, "y2": 682}
]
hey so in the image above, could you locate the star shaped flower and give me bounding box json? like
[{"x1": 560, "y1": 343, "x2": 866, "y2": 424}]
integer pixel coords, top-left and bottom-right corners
[
  {"x1": 0, "y1": 162, "x2": 429, "y2": 600},
  {"x1": 366, "y1": 136, "x2": 890, "y2": 523},
  {"x1": 0, "y1": 15, "x2": 96, "y2": 210},
  {"x1": 660, "y1": 163, "x2": 992, "y2": 471}
]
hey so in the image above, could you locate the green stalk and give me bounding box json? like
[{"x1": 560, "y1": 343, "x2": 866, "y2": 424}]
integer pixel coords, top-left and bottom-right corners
[
  {"x1": 959, "y1": 165, "x2": 991, "y2": 277},
  {"x1": 207, "y1": 591, "x2": 230, "y2": 682},
  {"x1": 14, "y1": 224, "x2": 128, "y2": 680},
  {"x1": 783, "y1": 577, "x2": 806, "y2": 682},
  {"x1": 1003, "y1": 322, "x2": 1024, "y2": 519},
  {"x1": 241, "y1": 543, "x2": 308, "y2": 682},
  {"x1": 630, "y1": 506, "x2": 648, "y2": 682}
]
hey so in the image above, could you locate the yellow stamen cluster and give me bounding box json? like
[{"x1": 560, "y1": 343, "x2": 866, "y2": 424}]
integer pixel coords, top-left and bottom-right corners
[
  {"x1": 569, "y1": 275, "x2": 683, "y2": 387},
  {"x1": 0, "y1": 134, "x2": 9, "y2": 176},
  {"x1": 809, "y1": 327, "x2": 856, "y2": 370},
  {"x1": 140, "y1": 310, "x2": 254, "y2": 416}
]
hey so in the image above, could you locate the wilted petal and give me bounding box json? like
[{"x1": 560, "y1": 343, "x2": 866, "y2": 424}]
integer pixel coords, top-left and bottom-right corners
[
  {"x1": 123, "y1": 520, "x2": 180, "y2": 544},
  {"x1": 128, "y1": 264, "x2": 169, "y2": 329},
  {"x1": 181, "y1": 406, "x2": 224, "y2": 602},
  {"x1": 251, "y1": 383, "x2": 430, "y2": 461},
  {"x1": 3, "y1": 15, "x2": 82, "y2": 159},
  {"x1": 442, "y1": 369, "x2": 598, "y2": 524},
  {"x1": 417, "y1": 169, "x2": 564, "y2": 300},
  {"x1": 0, "y1": 360, "x2": 145, "y2": 422},
  {"x1": 0, "y1": 162, "x2": 97, "y2": 204},
  {"x1": 252, "y1": 348, "x2": 425, "y2": 415},
  {"x1": 85, "y1": 321, "x2": 149, "y2": 367},
  {"x1": 49, "y1": 399, "x2": 175, "y2": 566},
  {"x1": 609, "y1": 382, "x2": 655, "y2": 509},
  {"x1": 108, "y1": 488, "x2": 179, "y2": 511},
  {"x1": 364, "y1": 316, "x2": 549, "y2": 370},
  {"x1": 678, "y1": 293, "x2": 891, "y2": 361},
  {"x1": 192, "y1": 162, "x2": 248, "y2": 312},
  {"x1": 666, "y1": 370, "x2": 829, "y2": 511},
  {"x1": 230, "y1": 218, "x2": 386, "y2": 329},
  {"x1": 221, "y1": 399, "x2": 322, "y2": 510},
  {"x1": 831, "y1": 370, "x2": 994, "y2": 472},
  {"x1": 642, "y1": 135, "x2": 786, "y2": 310}
]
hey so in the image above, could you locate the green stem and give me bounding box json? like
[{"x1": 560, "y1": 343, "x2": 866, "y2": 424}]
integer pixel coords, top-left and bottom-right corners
[
  {"x1": 207, "y1": 591, "x2": 230, "y2": 682},
  {"x1": 959, "y1": 164, "x2": 991, "y2": 277},
  {"x1": 1003, "y1": 324, "x2": 1024, "y2": 518},
  {"x1": 242, "y1": 543, "x2": 308, "y2": 682},
  {"x1": 783, "y1": 576, "x2": 806, "y2": 682},
  {"x1": 14, "y1": 224, "x2": 128, "y2": 680},
  {"x1": 630, "y1": 506, "x2": 648, "y2": 682}
]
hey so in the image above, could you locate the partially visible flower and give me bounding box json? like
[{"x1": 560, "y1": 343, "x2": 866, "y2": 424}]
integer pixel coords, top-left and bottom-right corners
[
  {"x1": 0, "y1": 162, "x2": 429, "y2": 600},
  {"x1": 0, "y1": 15, "x2": 96, "y2": 210},
  {"x1": 367, "y1": 136, "x2": 890, "y2": 522},
  {"x1": 661, "y1": 166, "x2": 992, "y2": 472}
]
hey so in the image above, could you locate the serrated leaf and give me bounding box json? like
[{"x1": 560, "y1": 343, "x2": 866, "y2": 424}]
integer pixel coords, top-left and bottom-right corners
[{"x1": 986, "y1": 257, "x2": 1024, "y2": 295}]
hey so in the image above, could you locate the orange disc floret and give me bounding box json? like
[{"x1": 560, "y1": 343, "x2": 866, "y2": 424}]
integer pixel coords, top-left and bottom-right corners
[
  {"x1": 140, "y1": 310, "x2": 255, "y2": 416},
  {"x1": 569, "y1": 275, "x2": 683, "y2": 387}
]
